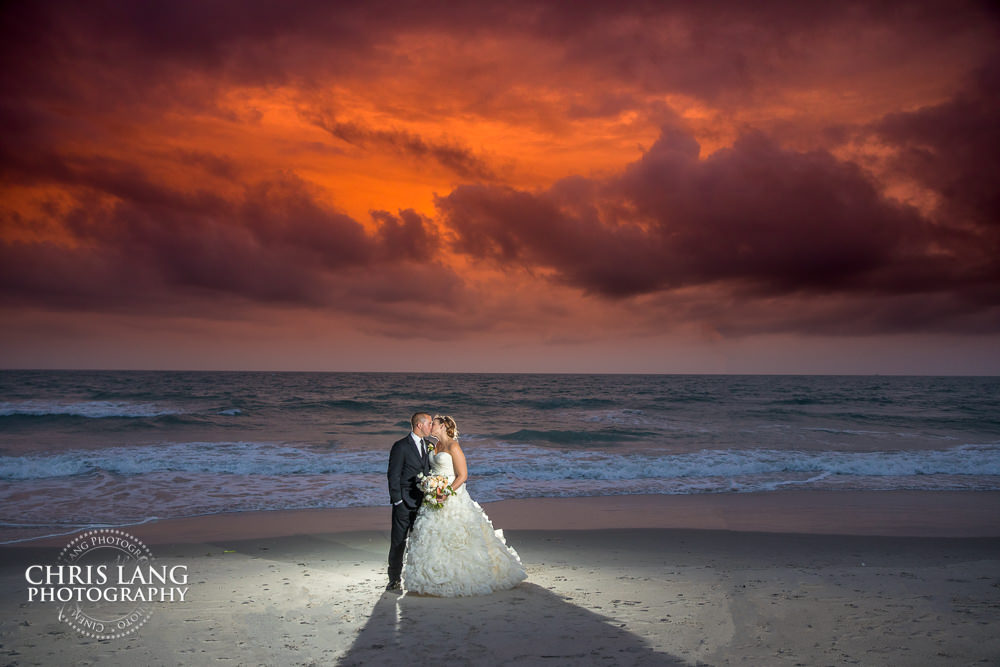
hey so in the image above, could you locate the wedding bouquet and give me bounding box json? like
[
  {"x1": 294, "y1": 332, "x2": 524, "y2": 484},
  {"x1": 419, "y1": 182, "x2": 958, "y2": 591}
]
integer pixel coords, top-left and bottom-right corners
[{"x1": 416, "y1": 472, "x2": 455, "y2": 509}]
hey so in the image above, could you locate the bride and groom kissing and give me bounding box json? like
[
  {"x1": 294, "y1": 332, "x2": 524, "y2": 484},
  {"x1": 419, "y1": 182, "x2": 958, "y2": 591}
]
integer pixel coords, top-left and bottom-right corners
[{"x1": 386, "y1": 412, "x2": 526, "y2": 596}]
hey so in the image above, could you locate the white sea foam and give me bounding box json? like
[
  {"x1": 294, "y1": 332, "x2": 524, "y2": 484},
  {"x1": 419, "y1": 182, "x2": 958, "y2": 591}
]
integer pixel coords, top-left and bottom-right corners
[
  {"x1": 0, "y1": 441, "x2": 375, "y2": 479},
  {"x1": 582, "y1": 409, "x2": 648, "y2": 425},
  {"x1": 0, "y1": 517, "x2": 163, "y2": 546},
  {"x1": 3, "y1": 442, "x2": 999, "y2": 542},
  {"x1": 3, "y1": 440, "x2": 999, "y2": 482},
  {"x1": 0, "y1": 400, "x2": 180, "y2": 418}
]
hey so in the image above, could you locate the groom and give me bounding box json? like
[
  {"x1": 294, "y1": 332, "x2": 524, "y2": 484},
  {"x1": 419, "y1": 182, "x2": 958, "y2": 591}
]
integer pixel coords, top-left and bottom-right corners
[{"x1": 385, "y1": 412, "x2": 434, "y2": 591}]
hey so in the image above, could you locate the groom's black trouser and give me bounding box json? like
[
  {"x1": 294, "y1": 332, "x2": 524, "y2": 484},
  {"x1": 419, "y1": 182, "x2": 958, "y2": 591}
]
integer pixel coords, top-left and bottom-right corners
[{"x1": 388, "y1": 502, "x2": 418, "y2": 582}]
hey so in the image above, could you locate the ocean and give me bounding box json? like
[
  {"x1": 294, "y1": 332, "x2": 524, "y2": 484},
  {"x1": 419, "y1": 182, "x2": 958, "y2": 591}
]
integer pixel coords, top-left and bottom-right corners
[{"x1": 1, "y1": 371, "x2": 998, "y2": 543}]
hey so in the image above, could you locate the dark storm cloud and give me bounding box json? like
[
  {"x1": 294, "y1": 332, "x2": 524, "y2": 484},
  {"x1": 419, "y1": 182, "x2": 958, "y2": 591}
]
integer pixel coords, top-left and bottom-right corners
[
  {"x1": 0, "y1": 163, "x2": 451, "y2": 313},
  {"x1": 5, "y1": 1, "x2": 993, "y2": 110},
  {"x1": 371, "y1": 209, "x2": 439, "y2": 260},
  {"x1": 537, "y1": 1, "x2": 997, "y2": 99},
  {"x1": 440, "y1": 127, "x2": 914, "y2": 295},
  {"x1": 871, "y1": 52, "x2": 1000, "y2": 230},
  {"x1": 635, "y1": 288, "x2": 1000, "y2": 338},
  {"x1": 306, "y1": 112, "x2": 496, "y2": 181},
  {"x1": 439, "y1": 118, "x2": 1000, "y2": 331},
  {"x1": 2, "y1": 0, "x2": 994, "y2": 150}
]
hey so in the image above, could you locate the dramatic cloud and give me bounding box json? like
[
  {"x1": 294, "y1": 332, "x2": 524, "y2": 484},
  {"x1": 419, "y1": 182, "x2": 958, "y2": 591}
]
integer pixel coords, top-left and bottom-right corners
[
  {"x1": 305, "y1": 111, "x2": 497, "y2": 181},
  {"x1": 439, "y1": 118, "x2": 998, "y2": 326},
  {"x1": 1, "y1": 0, "x2": 998, "y2": 370},
  {"x1": 0, "y1": 161, "x2": 455, "y2": 315},
  {"x1": 871, "y1": 53, "x2": 1000, "y2": 232}
]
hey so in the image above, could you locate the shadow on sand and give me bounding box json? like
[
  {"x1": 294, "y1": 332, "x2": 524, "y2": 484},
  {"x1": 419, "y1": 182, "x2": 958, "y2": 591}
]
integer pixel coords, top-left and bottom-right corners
[{"x1": 337, "y1": 581, "x2": 685, "y2": 666}]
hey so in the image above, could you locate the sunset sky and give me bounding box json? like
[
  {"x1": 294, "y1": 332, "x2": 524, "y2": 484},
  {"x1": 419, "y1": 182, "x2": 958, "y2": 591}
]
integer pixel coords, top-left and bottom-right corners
[{"x1": 1, "y1": 1, "x2": 998, "y2": 373}]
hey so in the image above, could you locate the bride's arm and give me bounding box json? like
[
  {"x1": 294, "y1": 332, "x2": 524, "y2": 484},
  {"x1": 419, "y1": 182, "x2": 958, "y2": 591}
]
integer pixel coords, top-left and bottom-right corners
[{"x1": 449, "y1": 444, "x2": 468, "y2": 491}]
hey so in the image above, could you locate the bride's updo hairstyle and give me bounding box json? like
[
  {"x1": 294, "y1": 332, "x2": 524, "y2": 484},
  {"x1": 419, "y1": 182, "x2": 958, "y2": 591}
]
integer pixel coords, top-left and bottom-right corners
[{"x1": 433, "y1": 415, "x2": 459, "y2": 439}]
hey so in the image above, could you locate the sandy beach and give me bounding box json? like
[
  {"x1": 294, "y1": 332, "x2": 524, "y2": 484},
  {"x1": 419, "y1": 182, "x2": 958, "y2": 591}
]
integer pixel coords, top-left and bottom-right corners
[{"x1": 2, "y1": 491, "x2": 999, "y2": 666}]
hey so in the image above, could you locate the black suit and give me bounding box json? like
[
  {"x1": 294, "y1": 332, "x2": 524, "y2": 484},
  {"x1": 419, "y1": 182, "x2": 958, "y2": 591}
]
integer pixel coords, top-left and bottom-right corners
[{"x1": 386, "y1": 433, "x2": 430, "y2": 584}]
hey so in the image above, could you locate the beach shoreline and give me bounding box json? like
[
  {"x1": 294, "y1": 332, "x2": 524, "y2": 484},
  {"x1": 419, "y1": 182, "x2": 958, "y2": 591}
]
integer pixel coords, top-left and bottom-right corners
[
  {"x1": 5, "y1": 489, "x2": 999, "y2": 549},
  {"x1": 2, "y1": 491, "x2": 999, "y2": 664}
]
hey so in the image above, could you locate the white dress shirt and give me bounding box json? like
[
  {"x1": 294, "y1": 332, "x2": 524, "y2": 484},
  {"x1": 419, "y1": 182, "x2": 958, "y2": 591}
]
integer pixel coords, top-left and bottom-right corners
[{"x1": 410, "y1": 431, "x2": 424, "y2": 456}]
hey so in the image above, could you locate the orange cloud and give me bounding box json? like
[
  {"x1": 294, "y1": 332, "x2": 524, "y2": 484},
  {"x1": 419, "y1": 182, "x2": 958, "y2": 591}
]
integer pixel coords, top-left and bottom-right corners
[{"x1": 1, "y1": 0, "x2": 998, "y2": 372}]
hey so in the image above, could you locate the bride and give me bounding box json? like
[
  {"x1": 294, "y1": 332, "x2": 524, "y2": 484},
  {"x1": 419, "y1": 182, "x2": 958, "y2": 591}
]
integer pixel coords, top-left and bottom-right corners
[{"x1": 402, "y1": 415, "x2": 527, "y2": 596}]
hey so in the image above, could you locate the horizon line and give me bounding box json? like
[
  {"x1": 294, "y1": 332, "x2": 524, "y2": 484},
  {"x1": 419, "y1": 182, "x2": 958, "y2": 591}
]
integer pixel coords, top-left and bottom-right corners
[{"x1": 1, "y1": 368, "x2": 997, "y2": 378}]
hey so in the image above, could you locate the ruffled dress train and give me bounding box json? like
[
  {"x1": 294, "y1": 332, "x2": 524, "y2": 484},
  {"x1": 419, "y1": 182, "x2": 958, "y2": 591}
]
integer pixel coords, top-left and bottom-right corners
[{"x1": 402, "y1": 452, "x2": 527, "y2": 596}]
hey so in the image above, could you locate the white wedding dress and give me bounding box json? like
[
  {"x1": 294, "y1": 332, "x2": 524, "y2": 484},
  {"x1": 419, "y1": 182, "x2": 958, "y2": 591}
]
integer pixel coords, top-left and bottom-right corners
[{"x1": 402, "y1": 451, "x2": 527, "y2": 596}]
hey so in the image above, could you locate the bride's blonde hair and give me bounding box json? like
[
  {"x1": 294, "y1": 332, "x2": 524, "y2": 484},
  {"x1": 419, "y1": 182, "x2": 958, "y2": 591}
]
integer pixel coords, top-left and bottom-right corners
[{"x1": 433, "y1": 415, "x2": 459, "y2": 439}]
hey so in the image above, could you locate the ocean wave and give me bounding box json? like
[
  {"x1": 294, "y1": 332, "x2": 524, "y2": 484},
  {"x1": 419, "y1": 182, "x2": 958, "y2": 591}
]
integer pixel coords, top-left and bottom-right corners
[
  {"x1": 0, "y1": 517, "x2": 164, "y2": 546},
  {"x1": 3, "y1": 441, "x2": 999, "y2": 483},
  {"x1": 281, "y1": 398, "x2": 382, "y2": 412},
  {"x1": 4, "y1": 468, "x2": 999, "y2": 545},
  {"x1": 473, "y1": 443, "x2": 1000, "y2": 481},
  {"x1": 581, "y1": 409, "x2": 648, "y2": 425},
  {"x1": 0, "y1": 400, "x2": 181, "y2": 418},
  {"x1": 497, "y1": 428, "x2": 660, "y2": 444},
  {"x1": 0, "y1": 441, "x2": 375, "y2": 479},
  {"x1": 801, "y1": 427, "x2": 889, "y2": 436},
  {"x1": 516, "y1": 397, "x2": 617, "y2": 409}
]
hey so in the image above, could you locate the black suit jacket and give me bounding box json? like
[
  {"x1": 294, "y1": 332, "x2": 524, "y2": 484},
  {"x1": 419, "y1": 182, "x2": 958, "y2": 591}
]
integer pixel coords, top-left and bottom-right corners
[{"x1": 387, "y1": 434, "x2": 429, "y2": 510}]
